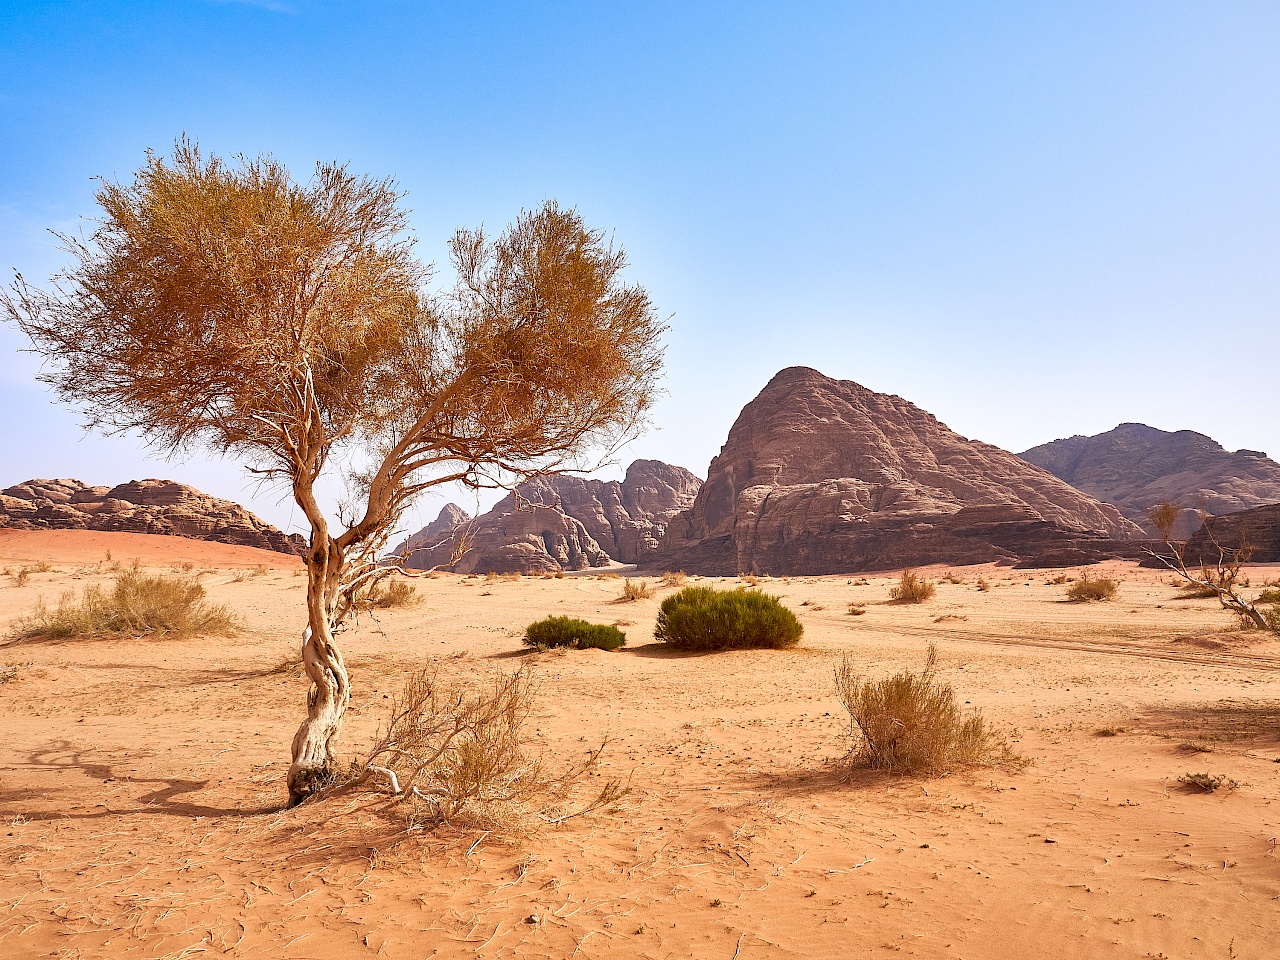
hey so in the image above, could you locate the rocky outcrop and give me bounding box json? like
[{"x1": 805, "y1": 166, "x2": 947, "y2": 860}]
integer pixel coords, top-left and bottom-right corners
[
  {"x1": 1180, "y1": 503, "x2": 1280, "y2": 565},
  {"x1": 393, "y1": 460, "x2": 701, "y2": 573},
  {"x1": 0, "y1": 478, "x2": 307, "y2": 556},
  {"x1": 1020, "y1": 423, "x2": 1280, "y2": 537},
  {"x1": 652, "y1": 367, "x2": 1142, "y2": 574}
]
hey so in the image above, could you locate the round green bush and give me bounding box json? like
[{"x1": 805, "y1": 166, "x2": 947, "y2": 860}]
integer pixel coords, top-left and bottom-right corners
[
  {"x1": 654, "y1": 586, "x2": 802, "y2": 651},
  {"x1": 523, "y1": 616, "x2": 626, "y2": 651}
]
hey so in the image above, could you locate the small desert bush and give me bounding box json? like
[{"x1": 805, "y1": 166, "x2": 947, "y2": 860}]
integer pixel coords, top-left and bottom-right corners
[
  {"x1": 231, "y1": 564, "x2": 268, "y2": 582},
  {"x1": 975, "y1": 578, "x2": 990, "y2": 592},
  {"x1": 834, "y1": 644, "x2": 1015, "y2": 774},
  {"x1": 1176, "y1": 582, "x2": 1221, "y2": 599},
  {"x1": 889, "y1": 569, "x2": 936, "y2": 604},
  {"x1": 12, "y1": 566, "x2": 237, "y2": 639},
  {"x1": 0, "y1": 663, "x2": 20, "y2": 684},
  {"x1": 620, "y1": 578, "x2": 653, "y2": 601},
  {"x1": 523, "y1": 616, "x2": 626, "y2": 651},
  {"x1": 370, "y1": 578, "x2": 418, "y2": 608},
  {"x1": 847, "y1": 602, "x2": 866, "y2": 616},
  {"x1": 1066, "y1": 570, "x2": 1118, "y2": 602},
  {"x1": 361, "y1": 665, "x2": 626, "y2": 831},
  {"x1": 940, "y1": 571, "x2": 964, "y2": 585},
  {"x1": 1047, "y1": 573, "x2": 1071, "y2": 585},
  {"x1": 1177, "y1": 772, "x2": 1237, "y2": 793},
  {"x1": 661, "y1": 571, "x2": 688, "y2": 588},
  {"x1": 654, "y1": 586, "x2": 802, "y2": 651},
  {"x1": 13, "y1": 568, "x2": 30, "y2": 587},
  {"x1": 1255, "y1": 588, "x2": 1280, "y2": 605}
]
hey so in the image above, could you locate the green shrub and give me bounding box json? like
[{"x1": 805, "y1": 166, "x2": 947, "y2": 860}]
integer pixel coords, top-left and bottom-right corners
[
  {"x1": 13, "y1": 566, "x2": 237, "y2": 639},
  {"x1": 523, "y1": 616, "x2": 626, "y2": 651},
  {"x1": 1066, "y1": 570, "x2": 1118, "y2": 602},
  {"x1": 654, "y1": 586, "x2": 802, "y2": 651},
  {"x1": 889, "y1": 569, "x2": 935, "y2": 603},
  {"x1": 1255, "y1": 587, "x2": 1280, "y2": 604}
]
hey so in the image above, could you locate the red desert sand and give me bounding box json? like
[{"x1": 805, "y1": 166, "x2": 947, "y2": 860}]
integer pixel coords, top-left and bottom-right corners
[{"x1": 0, "y1": 530, "x2": 1277, "y2": 958}]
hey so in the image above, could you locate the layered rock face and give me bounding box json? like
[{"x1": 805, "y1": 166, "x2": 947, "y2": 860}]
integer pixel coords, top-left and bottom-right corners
[
  {"x1": 653, "y1": 367, "x2": 1141, "y2": 575},
  {"x1": 394, "y1": 460, "x2": 701, "y2": 573},
  {"x1": 0, "y1": 478, "x2": 307, "y2": 556},
  {"x1": 1021, "y1": 423, "x2": 1280, "y2": 537},
  {"x1": 1180, "y1": 504, "x2": 1280, "y2": 565}
]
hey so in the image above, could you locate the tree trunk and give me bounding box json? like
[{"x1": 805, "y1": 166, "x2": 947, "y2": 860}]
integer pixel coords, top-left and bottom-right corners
[{"x1": 286, "y1": 544, "x2": 351, "y2": 807}]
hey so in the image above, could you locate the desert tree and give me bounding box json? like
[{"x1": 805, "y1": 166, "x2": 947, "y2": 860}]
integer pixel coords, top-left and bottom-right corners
[
  {"x1": 1145, "y1": 503, "x2": 1274, "y2": 632},
  {"x1": 4, "y1": 140, "x2": 665, "y2": 805}
]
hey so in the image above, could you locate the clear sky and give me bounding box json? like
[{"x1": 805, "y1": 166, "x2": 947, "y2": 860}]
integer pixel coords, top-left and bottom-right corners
[{"x1": 3, "y1": 1, "x2": 1278, "y2": 535}]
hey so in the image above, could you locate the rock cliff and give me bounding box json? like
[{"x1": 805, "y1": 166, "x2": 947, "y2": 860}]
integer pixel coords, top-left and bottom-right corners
[
  {"x1": 0, "y1": 478, "x2": 307, "y2": 556},
  {"x1": 393, "y1": 460, "x2": 701, "y2": 573},
  {"x1": 1020, "y1": 423, "x2": 1280, "y2": 537},
  {"x1": 652, "y1": 367, "x2": 1141, "y2": 574}
]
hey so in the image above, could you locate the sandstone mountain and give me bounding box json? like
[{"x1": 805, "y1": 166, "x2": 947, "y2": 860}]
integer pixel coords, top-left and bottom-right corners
[
  {"x1": 394, "y1": 460, "x2": 702, "y2": 573},
  {"x1": 1020, "y1": 423, "x2": 1280, "y2": 537},
  {"x1": 0, "y1": 478, "x2": 307, "y2": 556},
  {"x1": 652, "y1": 367, "x2": 1141, "y2": 575}
]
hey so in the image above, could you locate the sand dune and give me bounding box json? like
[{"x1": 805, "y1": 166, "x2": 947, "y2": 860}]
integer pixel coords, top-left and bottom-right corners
[{"x1": 0, "y1": 534, "x2": 1277, "y2": 958}]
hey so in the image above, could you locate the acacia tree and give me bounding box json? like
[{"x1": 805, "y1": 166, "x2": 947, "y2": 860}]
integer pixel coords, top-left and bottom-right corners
[
  {"x1": 4, "y1": 142, "x2": 664, "y2": 805},
  {"x1": 1145, "y1": 503, "x2": 1276, "y2": 633}
]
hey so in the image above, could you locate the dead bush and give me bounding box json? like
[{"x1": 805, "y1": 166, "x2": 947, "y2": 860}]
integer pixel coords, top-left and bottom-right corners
[
  {"x1": 1066, "y1": 570, "x2": 1118, "y2": 602},
  {"x1": 661, "y1": 571, "x2": 688, "y2": 588},
  {"x1": 847, "y1": 603, "x2": 866, "y2": 616},
  {"x1": 940, "y1": 572, "x2": 963, "y2": 585},
  {"x1": 12, "y1": 565, "x2": 238, "y2": 639},
  {"x1": 1177, "y1": 772, "x2": 1237, "y2": 793},
  {"x1": 889, "y1": 569, "x2": 936, "y2": 604},
  {"x1": 369, "y1": 578, "x2": 418, "y2": 608},
  {"x1": 360, "y1": 665, "x2": 626, "y2": 831},
  {"x1": 620, "y1": 578, "x2": 653, "y2": 601},
  {"x1": 834, "y1": 644, "x2": 1016, "y2": 774},
  {"x1": 975, "y1": 578, "x2": 990, "y2": 592}
]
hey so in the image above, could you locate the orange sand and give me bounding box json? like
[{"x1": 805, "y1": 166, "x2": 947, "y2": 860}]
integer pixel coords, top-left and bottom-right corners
[{"x1": 0, "y1": 537, "x2": 1277, "y2": 959}]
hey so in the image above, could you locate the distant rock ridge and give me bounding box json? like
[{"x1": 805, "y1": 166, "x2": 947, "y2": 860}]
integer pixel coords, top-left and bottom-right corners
[
  {"x1": 0, "y1": 478, "x2": 307, "y2": 556},
  {"x1": 1020, "y1": 423, "x2": 1280, "y2": 536},
  {"x1": 651, "y1": 366, "x2": 1141, "y2": 574},
  {"x1": 1179, "y1": 503, "x2": 1280, "y2": 565},
  {"x1": 393, "y1": 460, "x2": 702, "y2": 573}
]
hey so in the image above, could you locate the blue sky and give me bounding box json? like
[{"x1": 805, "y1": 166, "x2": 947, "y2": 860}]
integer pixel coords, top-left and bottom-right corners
[{"x1": 3, "y1": 1, "x2": 1278, "y2": 534}]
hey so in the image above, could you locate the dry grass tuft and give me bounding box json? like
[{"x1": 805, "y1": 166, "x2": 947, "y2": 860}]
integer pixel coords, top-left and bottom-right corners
[
  {"x1": 847, "y1": 603, "x2": 867, "y2": 616},
  {"x1": 231, "y1": 564, "x2": 268, "y2": 583},
  {"x1": 889, "y1": 569, "x2": 936, "y2": 604},
  {"x1": 12, "y1": 565, "x2": 238, "y2": 640},
  {"x1": 1177, "y1": 772, "x2": 1238, "y2": 793},
  {"x1": 361, "y1": 665, "x2": 626, "y2": 832},
  {"x1": 661, "y1": 571, "x2": 688, "y2": 588},
  {"x1": 940, "y1": 571, "x2": 964, "y2": 585},
  {"x1": 834, "y1": 644, "x2": 1017, "y2": 774},
  {"x1": 619, "y1": 578, "x2": 654, "y2": 601},
  {"x1": 1067, "y1": 569, "x2": 1118, "y2": 602},
  {"x1": 369, "y1": 578, "x2": 419, "y2": 608},
  {"x1": 975, "y1": 578, "x2": 990, "y2": 592}
]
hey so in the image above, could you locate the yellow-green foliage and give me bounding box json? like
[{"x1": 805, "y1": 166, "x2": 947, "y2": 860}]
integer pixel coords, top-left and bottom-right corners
[{"x1": 1067, "y1": 570, "x2": 1118, "y2": 602}]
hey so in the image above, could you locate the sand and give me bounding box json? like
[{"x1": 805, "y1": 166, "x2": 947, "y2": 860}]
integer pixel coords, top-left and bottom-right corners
[{"x1": 0, "y1": 532, "x2": 1277, "y2": 958}]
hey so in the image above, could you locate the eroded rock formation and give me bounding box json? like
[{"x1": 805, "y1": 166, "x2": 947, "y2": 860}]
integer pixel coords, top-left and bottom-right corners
[
  {"x1": 652, "y1": 367, "x2": 1141, "y2": 574},
  {"x1": 1021, "y1": 423, "x2": 1280, "y2": 537},
  {"x1": 0, "y1": 478, "x2": 307, "y2": 555},
  {"x1": 393, "y1": 460, "x2": 701, "y2": 573}
]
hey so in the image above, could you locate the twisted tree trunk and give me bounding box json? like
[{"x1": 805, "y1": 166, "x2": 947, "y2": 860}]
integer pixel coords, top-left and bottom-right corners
[{"x1": 286, "y1": 536, "x2": 352, "y2": 806}]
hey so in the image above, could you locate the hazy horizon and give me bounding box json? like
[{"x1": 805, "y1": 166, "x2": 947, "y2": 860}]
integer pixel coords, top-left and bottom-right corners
[{"x1": 4, "y1": 1, "x2": 1278, "y2": 535}]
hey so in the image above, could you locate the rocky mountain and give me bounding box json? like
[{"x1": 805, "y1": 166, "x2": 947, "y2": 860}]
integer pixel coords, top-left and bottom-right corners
[
  {"x1": 394, "y1": 460, "x2": 702, "y2": 573},
  {"x1": 1020, "y1": 423, "x2": 1280, "y2": 537},
  {"x1": 0, "y1": 478, "x2": 307, "y2": 556},
  {"x1": 1180, "y1": 503, "x2": 1280, "y2": 565},
  {"x1": 652, "y1": 367, "x2": 1141, "y2": 575}
]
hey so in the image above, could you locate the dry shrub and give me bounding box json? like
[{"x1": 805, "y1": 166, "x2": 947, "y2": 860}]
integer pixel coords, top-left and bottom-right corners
[
  {"x1": 1255, "y1": 588, "x2": 1280, "y2": 605},
  {"x1": 834, "y1": 644, "x2": 1016, "y2": 774},
  {"x1": 13, "y1": 566, "x2": 237, "y2": 639},
  {"x1": 655, "y1": 586, "x2": 802, "y2": 651},
  {"x1": 523, "y1": 616, "x2": 625, "y2": 651},
  {"x1": 740, "y1": 574, "x2": 762, "y2": 586},
  {"x1": 1176, "y1": 583, "x2": 1220, "y2": 599},
  {"x1": 361, "y1": 665, "x2": 625, "y2": 831},
  {"x1": 889, "y1": 569, "x2": 936, "y2": 604},
  {"x1": 12, "y1": 568, "x2": 30, "y2": 587},
  {"x1": 370, "y1": 578, "x2": 418, "y2": 608},
  {"x1": 1066, "y1": 570, "x2": 1118, "y2": 602},
  {"x1": 595, "y1": 571, "x2": 622, "y2": 580},
  {"x1": 847, "y1": 603, "x2": 866, "y2": 616},
  {"x1": 975, "y1": 578, "x2": 990, "y2": 592},
  {"x1": 231, "y1": 564, "x2": 268, "y2": 583},
  {"x1": 0, "y1": 663, "x2": 20, "y2": 684},
  {"x1": 620, "y1": 578, "x2": 653, "y2": 601},
  {"x1": 1178, "y1": 772, "x2": 1237, "y2": 793},
  {"x1": 1047, "y1": 573, "x2": 1071, "y2": 585},
  {"x1": 940, "y1": 572, "x2": 964, "y2": 585},
  {"x1": 661, "y1": 571, "x2": 687, "y2": 588}
]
